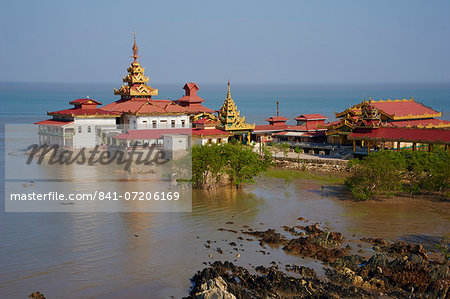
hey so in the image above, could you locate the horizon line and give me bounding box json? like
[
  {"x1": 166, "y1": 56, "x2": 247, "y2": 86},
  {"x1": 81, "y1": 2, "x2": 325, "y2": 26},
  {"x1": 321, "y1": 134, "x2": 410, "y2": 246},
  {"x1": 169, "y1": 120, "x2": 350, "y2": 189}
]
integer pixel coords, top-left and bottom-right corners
[{"x1": 1, "y1": 80, "x2": 450, "y2": 86}]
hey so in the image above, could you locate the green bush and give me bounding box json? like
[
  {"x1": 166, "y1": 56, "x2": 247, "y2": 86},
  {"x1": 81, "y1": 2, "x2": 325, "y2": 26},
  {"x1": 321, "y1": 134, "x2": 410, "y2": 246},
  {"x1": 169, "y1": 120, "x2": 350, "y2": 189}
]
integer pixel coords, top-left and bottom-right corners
[
  {"x1": 345, "y1": 149, "x2": 450, "y2": 200},
  {"x1": 192, "y1": 143, "x2": 273, "y2": 188},
  {"x1": 345, "y1": 151, "x2": 406, "y2": 200}
]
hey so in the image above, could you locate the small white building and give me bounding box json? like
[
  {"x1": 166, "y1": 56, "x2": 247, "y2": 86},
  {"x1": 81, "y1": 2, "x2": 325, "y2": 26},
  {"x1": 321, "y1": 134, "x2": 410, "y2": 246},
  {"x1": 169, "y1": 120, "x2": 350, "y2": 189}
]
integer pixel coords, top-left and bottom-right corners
[
  {"x1": 163, "y1": 134, "x2": 190, "y2": 159},
  {"x1": 191, "y1": 118, "x2": 231, "y2": 145},
  {"x1": 35, "y1": 99, "x2": 120, "y2": 149}
]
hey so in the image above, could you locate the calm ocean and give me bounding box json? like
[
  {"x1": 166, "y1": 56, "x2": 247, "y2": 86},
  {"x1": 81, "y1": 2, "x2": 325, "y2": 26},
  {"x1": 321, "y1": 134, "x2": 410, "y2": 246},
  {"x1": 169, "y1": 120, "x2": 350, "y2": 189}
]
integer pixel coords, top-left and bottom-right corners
[
  {"x1": 0, "y1": 81, "x2": 449, "y2": 298},
  {"x1": 0, "y1": 81, "x2": 449, "y2": 125}
]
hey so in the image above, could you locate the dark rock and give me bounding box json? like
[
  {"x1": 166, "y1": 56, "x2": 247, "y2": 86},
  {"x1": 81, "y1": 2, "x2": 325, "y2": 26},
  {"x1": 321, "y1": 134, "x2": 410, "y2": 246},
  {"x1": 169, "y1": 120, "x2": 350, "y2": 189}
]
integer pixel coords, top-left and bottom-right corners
[
  {"x1": 28, "y1": 292, "x2": 46, "y2": 299},
  {"x1": 332, "y1": 255, "x2": 366, "y2": 271},
  {"x1": 285, "y1": 264, "x2": 317, "y2": 278},
  {"x1": 361, "y1": 237, "x2": 389, "y2": 246},
  {"x1": 242, "y1": 229, "x2": 286, "y2": 245}
]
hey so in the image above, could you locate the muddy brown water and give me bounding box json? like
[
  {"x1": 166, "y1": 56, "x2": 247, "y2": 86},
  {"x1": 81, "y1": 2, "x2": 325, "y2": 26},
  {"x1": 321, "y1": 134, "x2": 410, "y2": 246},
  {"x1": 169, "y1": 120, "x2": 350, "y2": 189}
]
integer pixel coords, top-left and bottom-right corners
[{"x1": 1, "y1": 173, "x2": 449, "y2": 298}]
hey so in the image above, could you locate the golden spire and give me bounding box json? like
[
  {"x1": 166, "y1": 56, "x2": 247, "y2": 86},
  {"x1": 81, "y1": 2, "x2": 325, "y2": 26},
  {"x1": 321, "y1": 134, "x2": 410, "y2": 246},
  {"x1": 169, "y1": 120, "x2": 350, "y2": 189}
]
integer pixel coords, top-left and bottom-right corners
[
  {"x1": 132, "y1": 33, "x2": 139, "y2": 63},
  {"x1": 218, "y1": 80, "x2": 255, "y2": 131},
  {"x1": 113, "y1": 34, "x2": 158, "y2": 98},
  {"x1": 227, "y1": 80, "x2": 231, "y2": 99}
]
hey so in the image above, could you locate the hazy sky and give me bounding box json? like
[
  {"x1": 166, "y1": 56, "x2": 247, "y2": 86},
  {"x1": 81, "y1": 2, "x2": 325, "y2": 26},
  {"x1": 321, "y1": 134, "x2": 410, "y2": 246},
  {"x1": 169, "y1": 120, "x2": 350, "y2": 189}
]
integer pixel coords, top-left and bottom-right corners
[{"x1": 1, "y1": 0, "x2": 449, "y2": 84}]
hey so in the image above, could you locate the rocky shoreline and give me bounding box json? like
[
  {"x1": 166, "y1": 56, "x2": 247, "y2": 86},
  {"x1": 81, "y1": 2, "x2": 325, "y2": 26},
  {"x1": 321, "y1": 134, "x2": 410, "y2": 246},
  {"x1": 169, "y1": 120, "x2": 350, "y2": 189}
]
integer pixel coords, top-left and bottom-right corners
[{"x1": 185, "y1": 219, "x2": 449, "y2": 298}]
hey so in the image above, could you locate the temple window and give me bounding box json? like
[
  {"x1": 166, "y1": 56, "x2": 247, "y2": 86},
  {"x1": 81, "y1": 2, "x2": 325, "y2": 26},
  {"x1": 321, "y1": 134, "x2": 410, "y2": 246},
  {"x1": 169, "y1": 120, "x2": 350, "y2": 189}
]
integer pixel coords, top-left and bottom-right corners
[
  {"x1": 87, "y1": 126, "x2": 91, "y2": 133},
  {"x1": 171, "y1": 120, "x2": 176, "y2": 128},
  {"x1": 152, "y1": 121, "x2": 157, "y2": 128},
  {"x1": 78, "y1": 126, "x2": 82, "y2": 133},
  {"x1": 181, "y1": 120, "x2": 185, "y2": 128}
]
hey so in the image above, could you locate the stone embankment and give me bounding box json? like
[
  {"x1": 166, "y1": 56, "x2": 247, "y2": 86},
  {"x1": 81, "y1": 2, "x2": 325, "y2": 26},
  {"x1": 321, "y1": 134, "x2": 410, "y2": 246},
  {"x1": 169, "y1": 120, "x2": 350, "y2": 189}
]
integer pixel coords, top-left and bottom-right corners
[{"x1": 274, "y1": 156, "x2": 349, "y2": 173}]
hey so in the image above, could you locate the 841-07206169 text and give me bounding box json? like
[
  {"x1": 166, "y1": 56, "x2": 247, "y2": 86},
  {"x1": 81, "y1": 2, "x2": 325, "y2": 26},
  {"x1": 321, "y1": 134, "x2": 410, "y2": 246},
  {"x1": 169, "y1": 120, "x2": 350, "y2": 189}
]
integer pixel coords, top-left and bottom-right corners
[{"x1": 9, "y1": 191, "x2": 180, "y2": 201}]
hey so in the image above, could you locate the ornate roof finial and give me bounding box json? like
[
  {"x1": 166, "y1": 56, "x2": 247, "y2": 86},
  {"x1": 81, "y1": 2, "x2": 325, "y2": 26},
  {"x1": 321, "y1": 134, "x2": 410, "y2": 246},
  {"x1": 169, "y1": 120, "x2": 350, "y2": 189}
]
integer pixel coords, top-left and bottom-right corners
[
  {"x1": 227, "y1": 80, "x2": 231, "y2": 99},
  {"x1": 276, "y1": 100, "x2": 279, "y2": 117},
  {"x1": 132, "y1": 33, "x2": 139, "y2": 63}
]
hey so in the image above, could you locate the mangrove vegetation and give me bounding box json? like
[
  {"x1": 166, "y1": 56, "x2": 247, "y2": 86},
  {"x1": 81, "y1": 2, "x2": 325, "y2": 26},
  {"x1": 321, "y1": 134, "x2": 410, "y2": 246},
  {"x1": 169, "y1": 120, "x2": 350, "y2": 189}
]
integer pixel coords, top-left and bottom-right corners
[
  {"x1": 345, "y1": 149, "x2": 450, "y2": 200},
  {"x1": 192, "y1": 143, "x2": 273, "y2": 188}
]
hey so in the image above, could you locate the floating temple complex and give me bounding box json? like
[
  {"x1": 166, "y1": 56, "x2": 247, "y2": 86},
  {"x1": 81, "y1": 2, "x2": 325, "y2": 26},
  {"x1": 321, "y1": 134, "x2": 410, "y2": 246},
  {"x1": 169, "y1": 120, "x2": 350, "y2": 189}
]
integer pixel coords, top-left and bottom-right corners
[
  {"x1": 35, "y1": 36, "x2": 450, "y2": 155},
  {"x1": 35, "y1": 36, "x2": 253, "y2": 149}
]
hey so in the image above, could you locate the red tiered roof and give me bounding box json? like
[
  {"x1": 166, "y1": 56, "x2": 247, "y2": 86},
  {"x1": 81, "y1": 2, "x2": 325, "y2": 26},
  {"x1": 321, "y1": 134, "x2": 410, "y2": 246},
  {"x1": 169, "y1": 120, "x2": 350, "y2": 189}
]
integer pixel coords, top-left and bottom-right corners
[
  {"x1": 103, "y1": 82, "x2": 214, "y2": 115},
  {"x1": 34, "y1": 119, "x2": 74, "y2": 127},
  {"x1": 102, "y1": 98, "x2": 148, "y2": 113},
  {"x1": 102, "y1": 99, "x2": 188, "y2": 115},
  {"x1": 254, "y1": 123, "x2": 327, "y2": 133},
  {"x1": 265, "y1": 116, "x2": 289, "y2": 122},
  {"x1": 254, "y1": 124, "x2": 289, "y2": 132},
  {"x1": 48, "y1": 97, "x2": 120, "y2": 118},
  {"x1": 294, "y1": 114, "x2": 327, "y2": 121},
  {"x1": 177, "y1": 83, "x2": 204, "y2": 104},
  {"x1": 192, "y1": 128, "x2": 231, "y2": 137},
  {"x1": 349, "y1": 127, "x2": 450, "y2": 144},
  {"x1": 193, "y1": 118, "x2": 217, "y2": 124},
  {"x1": 175, "y1": 83, "x2": 214, "y2": 114},
  {"x1": 48, "y1": 108, "x2": 120, "y2": 117},
  {"x1": 254, "y1": 116, "x2": 289, "y2": 131},
  {"x1": 69, "y1": 98, "x2": 102, "y2": 105},
  {"x1": 370, "y1": 99, "x2": 440, "y2": 119},
  {"x1": 138, "y1": 101, "x2": 187, "y2": 114}
]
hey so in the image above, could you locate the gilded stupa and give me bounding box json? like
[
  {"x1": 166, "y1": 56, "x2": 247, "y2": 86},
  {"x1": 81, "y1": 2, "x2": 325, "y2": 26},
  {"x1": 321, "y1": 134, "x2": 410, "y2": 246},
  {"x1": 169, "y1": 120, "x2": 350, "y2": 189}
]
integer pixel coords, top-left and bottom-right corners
[
  {"x1": 114, "y1": 34, "x2": 158, "y2": 99},
  {"x1": 218, "y1": 81, "x2": 255, "y2": 142}
]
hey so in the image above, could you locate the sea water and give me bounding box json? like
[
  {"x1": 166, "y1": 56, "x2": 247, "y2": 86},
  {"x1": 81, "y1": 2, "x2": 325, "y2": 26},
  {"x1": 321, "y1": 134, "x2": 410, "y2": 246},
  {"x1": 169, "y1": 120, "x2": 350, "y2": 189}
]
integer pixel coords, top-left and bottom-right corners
[
  {"x1": 0, "y1": 82, "x2": 449, "y2": 298},
  {"x1": 1, "y1": 81, "x2": 449, "y2": 125}
]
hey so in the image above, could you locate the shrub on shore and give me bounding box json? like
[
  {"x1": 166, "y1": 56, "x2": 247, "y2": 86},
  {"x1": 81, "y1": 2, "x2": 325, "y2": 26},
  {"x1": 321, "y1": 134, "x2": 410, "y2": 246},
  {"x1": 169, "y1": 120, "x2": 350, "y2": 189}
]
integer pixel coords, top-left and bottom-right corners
[
  {"x1": 345, "y1": 149, "x2": 450, "y2": 200},
  {"x1": 192, "y1": 143, "x2": 273, "y2": 188}
]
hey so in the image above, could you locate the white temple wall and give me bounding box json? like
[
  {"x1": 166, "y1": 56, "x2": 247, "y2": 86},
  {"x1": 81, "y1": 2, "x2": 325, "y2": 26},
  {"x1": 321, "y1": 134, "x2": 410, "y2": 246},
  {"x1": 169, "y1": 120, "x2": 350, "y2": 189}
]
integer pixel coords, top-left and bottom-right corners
[
  {"x1": 73, "y1": 118, "x2": 117, "y2": 148},
  {"x1": 127, "y1": 115, "x2": 191, "y2": 130}
]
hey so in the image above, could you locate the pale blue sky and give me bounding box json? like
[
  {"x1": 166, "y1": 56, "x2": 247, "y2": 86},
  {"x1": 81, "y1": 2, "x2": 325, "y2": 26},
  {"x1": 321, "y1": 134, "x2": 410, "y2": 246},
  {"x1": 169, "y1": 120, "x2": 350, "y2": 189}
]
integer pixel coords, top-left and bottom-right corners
[{"x1": 0, "y1": 0, "x2": 449, "y2": 84}]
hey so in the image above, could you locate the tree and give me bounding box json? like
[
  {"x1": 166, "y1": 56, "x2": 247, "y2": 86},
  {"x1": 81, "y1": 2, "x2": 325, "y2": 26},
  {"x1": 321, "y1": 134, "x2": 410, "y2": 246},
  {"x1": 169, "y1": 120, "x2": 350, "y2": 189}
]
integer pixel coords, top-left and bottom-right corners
[
  {"x1": 191, "y1": 143, "x2": 273, "y2": 188},
  {"x1": 225, "y1": 143, "x2": 272, "y2": 188},
  {"x1": 345, "y1": 149, "x2": 450, "y2": 200},
  {"x1": 345, "y1": 151, "x2": 406, "y2": 200},
  {"x1": 278, "y1": 142, "x2": 290, "y2": 158},
  {"x1": 401, "y1": 149, "x2": 449, "y2": 195},
  {"x1": 294, "y1": 147, "x2": 303, "y2": 163}
]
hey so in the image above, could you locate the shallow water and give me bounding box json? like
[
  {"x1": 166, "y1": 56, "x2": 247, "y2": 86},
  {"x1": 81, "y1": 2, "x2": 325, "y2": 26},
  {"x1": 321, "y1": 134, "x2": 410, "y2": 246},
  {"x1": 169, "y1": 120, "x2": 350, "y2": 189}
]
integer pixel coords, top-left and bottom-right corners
[
  {"x1": 1, "y1": 174, "x2": 449, "y2": 298},
  {"x1": 1, "y1": 82, "x2": 449, "y2": 297}
]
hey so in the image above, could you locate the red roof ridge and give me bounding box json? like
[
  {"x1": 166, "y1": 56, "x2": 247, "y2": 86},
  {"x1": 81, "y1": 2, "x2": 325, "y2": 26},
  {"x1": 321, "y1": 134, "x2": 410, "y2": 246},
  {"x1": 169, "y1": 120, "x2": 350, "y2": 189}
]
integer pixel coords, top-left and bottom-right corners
[
  {"x1": 192, "y1": 128, "x2": 231, "y2": 137},
  {"x1": 69, "y1": 98, "x2": 102, "y2": 105},
  {"x1": 265, "y1": 116, "x2": 289, "y2": 122},
  {"x1": 370, "y1": 97, "x2": 414, "y2": 103},
  {"x1": 34, "y1": 119, "x2": 74, "y2": 126},
  {"x1": 294, "y1": 114, "x2": 327, "y2": 120}
]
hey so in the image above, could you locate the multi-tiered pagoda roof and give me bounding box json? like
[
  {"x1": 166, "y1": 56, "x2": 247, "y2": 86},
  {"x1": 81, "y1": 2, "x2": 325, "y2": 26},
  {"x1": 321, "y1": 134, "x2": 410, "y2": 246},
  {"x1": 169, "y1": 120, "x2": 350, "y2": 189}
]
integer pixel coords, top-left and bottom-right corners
[
  {"x1": 217, "y1": 82, "x2": 255, "y2": 132},
  {"x1": 102, "y1": 36, "x2": 212, "y2": 116}
]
